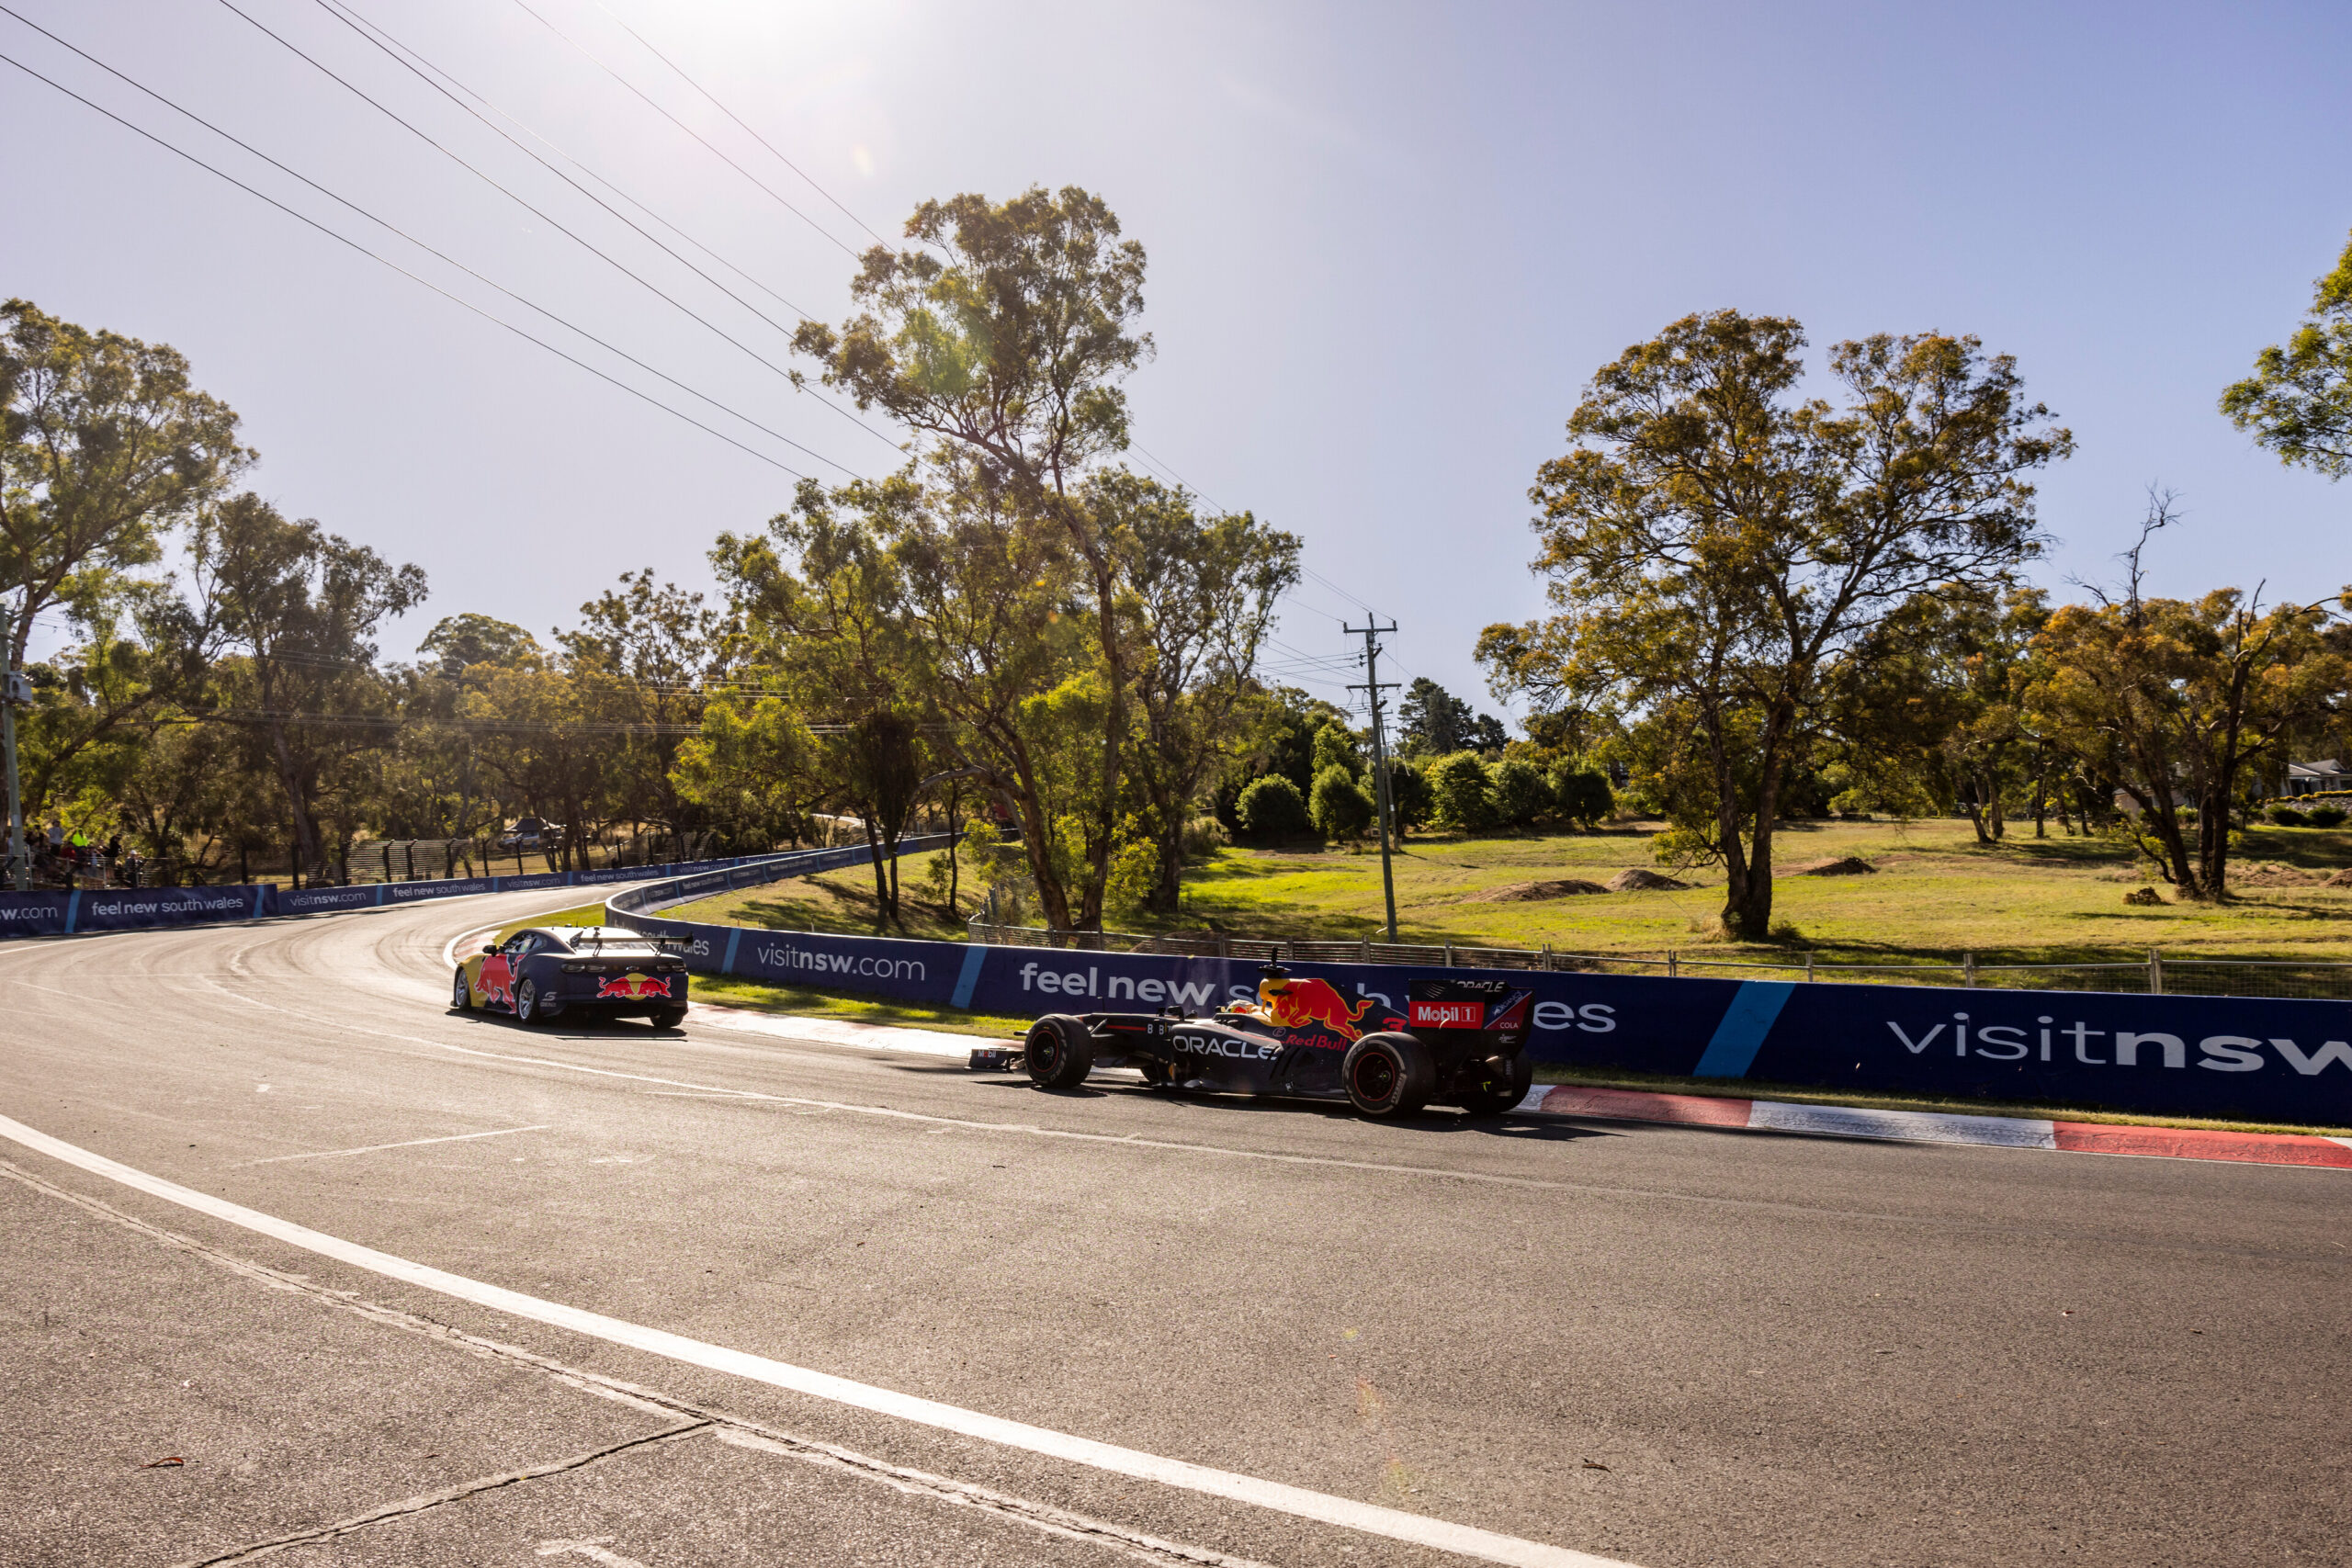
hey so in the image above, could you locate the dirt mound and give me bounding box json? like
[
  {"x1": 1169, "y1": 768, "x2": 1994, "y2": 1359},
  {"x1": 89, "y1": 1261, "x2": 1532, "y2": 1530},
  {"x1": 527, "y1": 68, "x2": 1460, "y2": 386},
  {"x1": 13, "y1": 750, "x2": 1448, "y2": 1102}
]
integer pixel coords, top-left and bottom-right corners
[
  {"x1": 2326, "y1": 868, "x2": 2352, "y2": 887},
  {"x1": 2122, "y1": 886, "x2": 2166, "y2": 907},
  {"x1": 1781, "y1": 856, "x2": 1878, "y2": 877},
  {"x1": 1469, "y1": 878, "x2": 1610, "y2": 902},
  {"x1": 2233, "y1": 862, "x2": 2323, "y2": 887},
  {"x1": 1605, "y1": 867, "x2": 1691, "y2": 892}
]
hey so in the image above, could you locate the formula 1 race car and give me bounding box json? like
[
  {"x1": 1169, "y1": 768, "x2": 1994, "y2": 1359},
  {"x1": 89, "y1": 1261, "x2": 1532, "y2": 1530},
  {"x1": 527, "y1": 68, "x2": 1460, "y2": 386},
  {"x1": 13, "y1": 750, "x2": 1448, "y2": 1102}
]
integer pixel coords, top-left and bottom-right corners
[
  {"x1": 970, "y1": 965, "x2": 1536, "y2": 1120},
  {"x1": 452, "y1": 925, "x2": 690, "y2": 1027}
]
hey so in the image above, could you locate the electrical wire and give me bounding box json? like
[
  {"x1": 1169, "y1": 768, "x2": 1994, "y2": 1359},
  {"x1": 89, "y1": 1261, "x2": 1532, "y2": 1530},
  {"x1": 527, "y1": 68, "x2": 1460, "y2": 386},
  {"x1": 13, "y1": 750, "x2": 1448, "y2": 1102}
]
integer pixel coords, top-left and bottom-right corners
[
  {"x1": 506, "y1": 0, "x2": 864, "y2": 261},
  {"x1": 585, "y1": 0, "x2": 900, "y2": 254},
  {"x1": 0, "y1": 5, "x2": 859, "y2": 478},
  {"x1": 207, "y1": 0, "x2": 878, "y2": 457},
  {"x1": 0, "y1": 47, "x2": 812, "y2": 479}
]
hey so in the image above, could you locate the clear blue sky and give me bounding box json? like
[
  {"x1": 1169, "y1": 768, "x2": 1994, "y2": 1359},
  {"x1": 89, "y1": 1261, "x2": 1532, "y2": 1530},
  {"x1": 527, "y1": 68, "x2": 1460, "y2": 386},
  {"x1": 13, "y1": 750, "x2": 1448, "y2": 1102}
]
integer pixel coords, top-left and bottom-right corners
[{"x1": 5, "y1": 1, "x2": 2347, "y2": 722}]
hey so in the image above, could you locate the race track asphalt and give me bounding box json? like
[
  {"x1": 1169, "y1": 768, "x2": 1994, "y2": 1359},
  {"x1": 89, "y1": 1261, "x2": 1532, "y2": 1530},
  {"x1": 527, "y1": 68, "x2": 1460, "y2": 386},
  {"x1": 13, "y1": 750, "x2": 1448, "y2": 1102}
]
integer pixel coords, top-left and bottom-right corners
[{"x1": 1, "y1": 887, "x2": 2346, "y2": 1568}]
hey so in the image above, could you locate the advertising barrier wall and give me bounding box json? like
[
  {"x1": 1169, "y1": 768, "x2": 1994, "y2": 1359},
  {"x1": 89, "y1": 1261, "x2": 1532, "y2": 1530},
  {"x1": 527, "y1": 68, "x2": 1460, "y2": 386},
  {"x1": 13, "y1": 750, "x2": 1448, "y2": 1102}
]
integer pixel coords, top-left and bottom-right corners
[
  {"x1": 0, "y1": 841, "x2": 940, "y2": 941},
  {"x1": 607, "y1": 881, "x2": 2352, "y2": 1124}
]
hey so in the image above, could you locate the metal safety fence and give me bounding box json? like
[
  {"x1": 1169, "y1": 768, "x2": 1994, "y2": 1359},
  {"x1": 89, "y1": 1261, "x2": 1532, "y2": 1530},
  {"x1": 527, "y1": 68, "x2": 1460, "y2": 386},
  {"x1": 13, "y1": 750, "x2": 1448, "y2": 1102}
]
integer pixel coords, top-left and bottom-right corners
[{"x1": 961, "y1": 923, "x2": 2352, "y2": 1001}]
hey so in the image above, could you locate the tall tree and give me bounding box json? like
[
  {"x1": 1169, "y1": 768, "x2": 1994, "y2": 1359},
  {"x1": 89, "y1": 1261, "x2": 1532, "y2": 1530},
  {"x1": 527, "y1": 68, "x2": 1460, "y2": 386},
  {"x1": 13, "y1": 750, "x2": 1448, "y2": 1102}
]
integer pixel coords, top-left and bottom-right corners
[
  {"x1": 1098, "y1": 469, "x2": 1298, "y2": 910},
  {"x1": 2026, "y1": 505, "x2": 2347, "y2": 898},
  {"x1": 1479, "y1": 311, "x2": 2070, "y2": 940},
  {"x1": 2221, "y1": 228, "x2": 2352, "y2": 479},
  {"x1": 191, "y1": 494, "x2": 425, "y2": 878},
  {"x1": 1, "y1": 299, "x2": 248, "y2": 671},
  {"x1": 794, "y1": 186, "x2": 1150, "y2": 928}
]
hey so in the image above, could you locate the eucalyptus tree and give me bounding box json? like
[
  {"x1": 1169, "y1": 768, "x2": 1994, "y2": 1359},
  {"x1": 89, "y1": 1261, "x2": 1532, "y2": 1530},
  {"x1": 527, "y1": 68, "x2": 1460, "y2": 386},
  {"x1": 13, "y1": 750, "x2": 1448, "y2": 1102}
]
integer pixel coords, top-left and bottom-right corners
[
  {"x1": 2222, "y1": 229, "x2": 2352, "y2": 480},
  {"x1": 1479, "y1": 311, "x2": 2070, "y2": 940}
]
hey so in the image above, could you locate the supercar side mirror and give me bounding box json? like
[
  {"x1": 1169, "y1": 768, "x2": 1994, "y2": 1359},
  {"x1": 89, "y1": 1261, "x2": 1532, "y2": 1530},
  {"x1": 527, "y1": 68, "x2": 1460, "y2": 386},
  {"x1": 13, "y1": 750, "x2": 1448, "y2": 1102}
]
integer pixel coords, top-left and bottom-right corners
[{"x1": 481, "y1": 944, "x2": 499, "y2": 954}]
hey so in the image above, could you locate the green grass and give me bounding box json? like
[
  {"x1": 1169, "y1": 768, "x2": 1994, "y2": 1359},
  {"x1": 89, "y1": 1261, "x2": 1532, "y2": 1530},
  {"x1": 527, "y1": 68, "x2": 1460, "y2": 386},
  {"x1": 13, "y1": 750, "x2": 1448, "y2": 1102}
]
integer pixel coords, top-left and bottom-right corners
[
  {"x1": 659, "y1": 850, "x2": 970, "y2": 941},
  {"x1": 1118, "y1": 818, "x2": 2352, "y2": 966},
  {"x1": 689, "y1": 975, "x2": 1025, "y2": 1038},
  {"x1": 1531, "y1": 1061, "x2": 2352, "y2": 1139}
]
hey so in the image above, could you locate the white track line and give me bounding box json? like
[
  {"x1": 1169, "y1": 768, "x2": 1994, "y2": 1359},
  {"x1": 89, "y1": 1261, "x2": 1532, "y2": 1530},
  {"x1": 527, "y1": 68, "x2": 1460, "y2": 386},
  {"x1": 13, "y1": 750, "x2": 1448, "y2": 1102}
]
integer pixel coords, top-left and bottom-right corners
[
  {"x1": 0, "y1": 1112, "x2": 1631, "y2": 1568},
  {"x1": 233, "y1": 1125, "x2": 549, "y2": 1167}
]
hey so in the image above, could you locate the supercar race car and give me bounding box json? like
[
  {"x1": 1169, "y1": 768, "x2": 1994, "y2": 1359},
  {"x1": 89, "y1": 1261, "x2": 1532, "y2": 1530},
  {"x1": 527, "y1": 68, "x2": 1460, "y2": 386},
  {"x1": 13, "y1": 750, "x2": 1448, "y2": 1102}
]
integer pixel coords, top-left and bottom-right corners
[
  {"x1": 971, "y1": 965, "x2": 1537, "y2": 1119},
  {"x1": 452, "y1": 925, "x2": 690, "y2": 1027}
]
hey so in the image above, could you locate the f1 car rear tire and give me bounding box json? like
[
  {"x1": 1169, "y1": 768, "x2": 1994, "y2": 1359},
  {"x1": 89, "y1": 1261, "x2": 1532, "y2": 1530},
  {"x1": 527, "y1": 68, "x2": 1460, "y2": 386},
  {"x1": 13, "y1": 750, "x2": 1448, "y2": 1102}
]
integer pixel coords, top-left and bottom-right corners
[
  {"x1": 1024, "y1": 1015, "x2": 1095, "y2": 1090},
  {"x1": 451, "y1": 969, "x2": 472, "y2": 1011},
  {"x1": 1343, "y1": 1032, "x2": 1434, "y2": 1118},
  {"x1": 650, "y1": 1005, "x2": 687, "y2": 1029},
  {"x1": 1459, "y1": 1049, "x2": 1536, "y2": 1117}
]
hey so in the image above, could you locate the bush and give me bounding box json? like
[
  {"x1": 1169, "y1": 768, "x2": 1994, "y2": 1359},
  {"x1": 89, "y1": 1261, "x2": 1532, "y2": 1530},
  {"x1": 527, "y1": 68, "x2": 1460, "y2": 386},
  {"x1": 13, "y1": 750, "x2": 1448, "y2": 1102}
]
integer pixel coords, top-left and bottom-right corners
[
  {"x1": 1236, "y1": 774, "x2": 1314, "y2": 840},
  {"x1": 2309, "y1": 806, "x2": 2347, "y2": 829},
  {"x1": 1384, "y1": 758, "x2": 1431, "y2": 837},
  {"x1": 1550, "y1": 764, "x2": 1616, "y2": 831},
  {"x1": 1181, "y1": 815, "x2": 1231, "y2": 860},
  {"x1": 1488, "y1": 759, "x2": 1550, "y2": 829},
  {"x1": 1105, "y1": 840, "x2": 1158, "y2": 913},
  {"x1": 1311, "y1": 721, "x2": 1362, "y2": 780},
  {"x1": 1309, "y1": 764, "x2": 1374, "y2": 840},
  {"x1": 1430, "y1": 751, "x2": 1495, "y2": 832},
  {"x1": 2271, "y1": 807, "x2": 2310, "y2": 826}
]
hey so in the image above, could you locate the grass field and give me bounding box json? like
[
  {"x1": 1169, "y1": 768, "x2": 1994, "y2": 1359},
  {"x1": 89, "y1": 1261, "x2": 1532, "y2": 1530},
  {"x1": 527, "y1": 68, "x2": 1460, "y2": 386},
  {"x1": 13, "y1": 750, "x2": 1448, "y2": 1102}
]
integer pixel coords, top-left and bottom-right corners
[{"x1": 663, "y1": 819, "x2": 2352, "y2": 966}]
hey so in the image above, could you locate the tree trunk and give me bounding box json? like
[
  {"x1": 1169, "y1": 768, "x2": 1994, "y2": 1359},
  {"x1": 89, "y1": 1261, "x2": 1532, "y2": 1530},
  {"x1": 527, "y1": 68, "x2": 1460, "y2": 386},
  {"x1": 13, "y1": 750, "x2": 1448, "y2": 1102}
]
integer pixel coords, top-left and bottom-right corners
[{"x1": 267, "y1": 723, "x2": 322, "y2": 879}]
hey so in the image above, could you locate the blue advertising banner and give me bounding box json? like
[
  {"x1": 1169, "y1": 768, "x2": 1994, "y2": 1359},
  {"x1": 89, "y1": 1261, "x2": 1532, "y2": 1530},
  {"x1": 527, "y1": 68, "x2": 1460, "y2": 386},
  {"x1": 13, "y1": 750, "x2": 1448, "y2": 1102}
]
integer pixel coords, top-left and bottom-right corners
[{"x1": 607, "y1": 894, "x2": 2352, "y2": 1124}]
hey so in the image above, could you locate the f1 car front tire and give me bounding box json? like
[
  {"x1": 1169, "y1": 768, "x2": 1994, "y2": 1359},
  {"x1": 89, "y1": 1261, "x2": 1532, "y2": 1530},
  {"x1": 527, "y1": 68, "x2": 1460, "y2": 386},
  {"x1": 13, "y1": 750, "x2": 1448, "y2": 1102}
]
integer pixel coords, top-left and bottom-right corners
[
  {"x1": 1342, "y1": 1032, "x2": 1434, "y2": 1118},
  {"x1": 451, "y1": 969, "x2": 472, "y2": 1011},
  {"x1": 1459, "y1": 1049, "x2": 1535, "y2": 1117},
  {"x1": 1024, "y1": 1015, "x2": 1095, "y2": 1091}
]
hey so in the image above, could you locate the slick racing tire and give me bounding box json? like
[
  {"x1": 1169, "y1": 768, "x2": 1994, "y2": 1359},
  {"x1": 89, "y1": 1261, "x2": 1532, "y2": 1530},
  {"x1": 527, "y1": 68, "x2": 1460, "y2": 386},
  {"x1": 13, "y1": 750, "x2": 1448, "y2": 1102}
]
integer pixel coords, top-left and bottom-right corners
[
  {"x1": 1024, "y1": 1015, "x2": 1096, "y2": 1091},
  {"x1": 1342, "y1": 1032, "x2": 1434, "y2": 1119},
  {"x1": 515, "y1": 979, "x2": 545, "y2": 1024},
  {"x1": 1459, "y1": 1048, "x2": 1536, "y2": 1117},
  {"x1": 451, "y1": 968, "x2": 472, "y2": 1011},
  {"x1": 650, "y1": 1005, "x2": 687, "y2": 1030}
]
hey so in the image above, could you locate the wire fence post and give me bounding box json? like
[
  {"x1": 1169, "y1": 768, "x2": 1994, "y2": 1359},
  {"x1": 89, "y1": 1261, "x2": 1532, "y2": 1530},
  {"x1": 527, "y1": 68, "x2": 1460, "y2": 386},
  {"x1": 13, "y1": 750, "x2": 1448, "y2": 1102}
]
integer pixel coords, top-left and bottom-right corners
[
  {"x1": 1667, "y1": 950, "x2": 1678, "y2": 977},
  {"x1": 1963, "y1": 951, "x2": 1977, "y2": 987},
  {"x1": 1443, "y1": 940, "x2": 1454, "y2": 968},
  {"x1": 1805, "y1": 952, "x2": 1815, "y2": 982},
  {"x1": 2149, "y1": 947, "x2": 2164, "y2": 995}
]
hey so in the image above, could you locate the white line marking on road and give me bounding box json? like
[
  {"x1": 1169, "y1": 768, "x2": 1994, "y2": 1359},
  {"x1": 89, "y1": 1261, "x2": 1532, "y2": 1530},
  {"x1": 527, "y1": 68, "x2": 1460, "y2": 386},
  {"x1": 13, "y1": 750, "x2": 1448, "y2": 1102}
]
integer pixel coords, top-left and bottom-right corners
[
  {"x1": 0, "y1": 1112, "x2": 1634, "y2": 1568},
  {"x1": 233, "y1": 1125, "x2": 551, "y2": 1167}
]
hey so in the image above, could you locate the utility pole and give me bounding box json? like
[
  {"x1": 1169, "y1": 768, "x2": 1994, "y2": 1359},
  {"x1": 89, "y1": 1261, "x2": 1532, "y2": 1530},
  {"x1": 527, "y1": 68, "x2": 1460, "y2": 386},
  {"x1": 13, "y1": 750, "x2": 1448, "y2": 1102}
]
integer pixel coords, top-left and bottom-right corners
[
  {"x1": 1345, "y1": 619, "x2": 1401, "y2": 942},
  {"x1": 1, "y1": 600, "x2": 28, "y2": 892}
]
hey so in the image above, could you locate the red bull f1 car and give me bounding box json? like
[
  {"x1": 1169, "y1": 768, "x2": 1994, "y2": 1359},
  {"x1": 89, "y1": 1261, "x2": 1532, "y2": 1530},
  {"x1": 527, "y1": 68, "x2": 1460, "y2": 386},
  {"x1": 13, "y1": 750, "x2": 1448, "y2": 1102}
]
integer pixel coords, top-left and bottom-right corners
[
  {"x1": 452, "y1": 925, "x2": 689, "y2": 1027},
  {"x1": 971, "y1": 966, "x2": 1536, "y2": 1120}
]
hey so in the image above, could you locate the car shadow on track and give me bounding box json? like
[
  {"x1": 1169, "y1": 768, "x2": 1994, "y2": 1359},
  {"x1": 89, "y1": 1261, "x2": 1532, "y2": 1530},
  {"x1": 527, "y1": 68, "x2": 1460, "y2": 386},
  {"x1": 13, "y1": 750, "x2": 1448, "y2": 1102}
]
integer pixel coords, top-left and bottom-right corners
[
  {"x1": 973, "y1": 1077, "x2": 1618, "y2": 1144},
  {"x1": 447, "y1": 1008, "x2": 686, "y2": 1038}
]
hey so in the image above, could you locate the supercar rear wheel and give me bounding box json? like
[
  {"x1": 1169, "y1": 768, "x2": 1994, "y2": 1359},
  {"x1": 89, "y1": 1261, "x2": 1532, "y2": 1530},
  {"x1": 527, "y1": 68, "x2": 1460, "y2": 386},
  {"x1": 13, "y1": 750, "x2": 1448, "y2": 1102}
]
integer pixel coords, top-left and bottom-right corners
[{"x1": 451, "y1": 969, "x2": 472, "y2": 1010}]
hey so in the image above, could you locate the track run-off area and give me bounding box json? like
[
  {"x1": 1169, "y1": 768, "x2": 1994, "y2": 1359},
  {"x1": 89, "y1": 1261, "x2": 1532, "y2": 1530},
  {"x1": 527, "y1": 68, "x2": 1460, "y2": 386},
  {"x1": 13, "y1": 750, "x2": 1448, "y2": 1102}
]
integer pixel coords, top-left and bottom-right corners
[{"x1": 2, "y1": 887, "x2": 2346, "y2": 1567}]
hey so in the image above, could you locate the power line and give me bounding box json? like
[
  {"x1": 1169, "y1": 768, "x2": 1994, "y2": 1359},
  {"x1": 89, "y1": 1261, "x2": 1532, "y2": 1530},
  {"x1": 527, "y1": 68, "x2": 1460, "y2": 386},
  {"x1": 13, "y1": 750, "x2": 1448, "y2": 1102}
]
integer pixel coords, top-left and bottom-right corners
[
  {"x1": 209, "y1": 0, "x2": 884, "y2": 457},
  {"x1": 0, "y1": 47, "x2": 814, "y2": 480},
  {"x1": 505, "y1": 0, "x2": 865, "y2": 262},
  {"x1": 0, "y1": 5, "x2": 860, "y2": 478},
  {"x1": 584, "y1": 0, "x2": 900, "y2": 254}
]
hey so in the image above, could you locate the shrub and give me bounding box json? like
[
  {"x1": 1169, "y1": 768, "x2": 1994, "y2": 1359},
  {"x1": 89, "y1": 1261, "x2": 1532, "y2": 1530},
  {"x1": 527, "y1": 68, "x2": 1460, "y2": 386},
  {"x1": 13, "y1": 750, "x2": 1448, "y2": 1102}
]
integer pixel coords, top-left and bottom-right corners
[
  {"x1": 1430, "y1": 751, "x2": 1495, "y2": 831},
  {"x1": 1550, "y1": 764, "x2": 1616, "y2": 831},
  {"x1": 2309, "y1": 806, "x2": 2347, "y2": 829},
  {"x1": 1236, "y1": 774, "x2": 1314, "y2": 840},
  {"x1": 2271, "y1": 807, "x2": 2310, "y2": 826},
  {"x1": 1309, "y1": 764, "x2": 1374, "y2": 840},
  {"x1": 1384, "y1": 758, "x2": 1432, "y2": 837},
  {"x1": 1105, "y1": 840, "x2": 1159, "y2": 913},
  {"x1": 1310, "y1": 721, "x2": 1362, "y2": 779},
  {"x1": 1488, "y1": 758, "x2": 1550, "y2": 829},
  {"x1": 1180, "y1": 815, "x2": 1231, "y2": 861}
]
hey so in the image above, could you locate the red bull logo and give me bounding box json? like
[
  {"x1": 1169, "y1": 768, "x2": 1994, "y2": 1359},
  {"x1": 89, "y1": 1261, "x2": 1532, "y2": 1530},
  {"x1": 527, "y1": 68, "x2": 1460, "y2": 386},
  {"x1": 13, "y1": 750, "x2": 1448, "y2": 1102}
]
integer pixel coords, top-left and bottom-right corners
[
  {"x1": 1259, "y1": 974, "x2": 1377, "y2": 1041},
  {"x1": 478, "y1": 954, "x2": 517, "y2": 1010},
  {"x1": 595, "y1": 971, "x2": 673, "y2": 1001}
]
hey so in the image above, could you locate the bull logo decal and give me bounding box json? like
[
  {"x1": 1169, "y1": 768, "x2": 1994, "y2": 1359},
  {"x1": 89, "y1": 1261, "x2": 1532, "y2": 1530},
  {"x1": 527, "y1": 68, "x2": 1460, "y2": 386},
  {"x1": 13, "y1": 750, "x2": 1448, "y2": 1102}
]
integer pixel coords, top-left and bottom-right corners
[
  {"x1": 596, "y1": 971, "x2": 673, "y2": 1000},
  {"x1": 479, "y1": 954, "x2": 517, "y2": 1010},
  {"x1": 1258, "y1": 973, "x2": 1376, "y2": 1042}
]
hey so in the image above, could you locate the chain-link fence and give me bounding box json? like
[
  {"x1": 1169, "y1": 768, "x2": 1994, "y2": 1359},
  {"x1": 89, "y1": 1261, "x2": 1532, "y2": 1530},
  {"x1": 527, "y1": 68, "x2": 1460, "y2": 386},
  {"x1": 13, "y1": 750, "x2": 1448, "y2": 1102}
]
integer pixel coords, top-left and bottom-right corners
[{"x1": 962, "y1": 922, "x2": 2352, "y2": 1000}]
